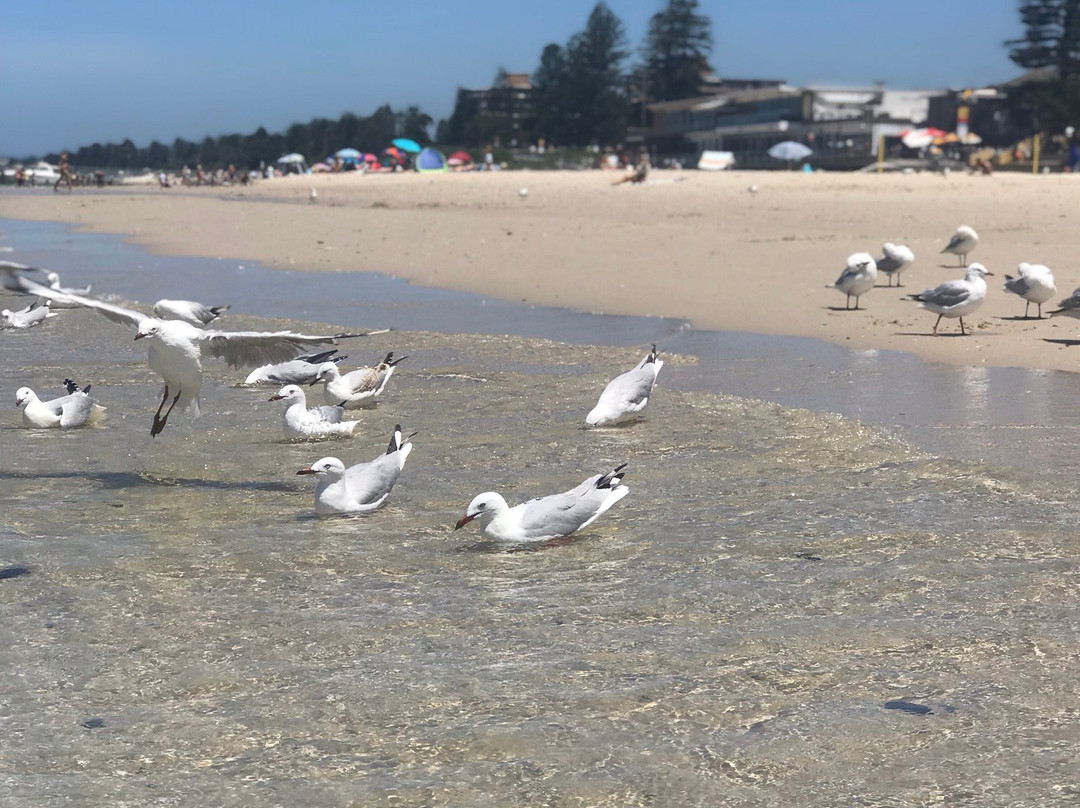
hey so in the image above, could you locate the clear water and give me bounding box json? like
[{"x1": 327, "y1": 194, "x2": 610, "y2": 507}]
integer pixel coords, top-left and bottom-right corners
[{"x1": 2, "y1": 218, "x2": 1080, "y2": 806}]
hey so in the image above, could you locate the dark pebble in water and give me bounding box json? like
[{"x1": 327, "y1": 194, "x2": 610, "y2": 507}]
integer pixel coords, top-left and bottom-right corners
[
  {"x1": 82, "y1": 718, "x2": 105, "y2": 730},
  {"x1": 0, "y1": 566, "x2": 31, "y2": 580},
  {"x1": 884, "y1": 700, "x2": 932, "y2": 716},
  {"x1": 794, "y1": 552, "x2": 822, "y2": 562}
]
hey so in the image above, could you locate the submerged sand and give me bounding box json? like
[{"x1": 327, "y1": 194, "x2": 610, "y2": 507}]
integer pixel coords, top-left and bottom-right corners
[{"x1": 4, "y1": 169, "x2": 1080, "y2": 372}]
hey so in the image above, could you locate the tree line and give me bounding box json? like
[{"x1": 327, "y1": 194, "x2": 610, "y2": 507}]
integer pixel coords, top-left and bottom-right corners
[
  {"x1": 40, "y1": 106, "x2": 434, "y2": 173},
  {"x1": 1007, "y1": 0, "x2": 1080, "y2": 134}
]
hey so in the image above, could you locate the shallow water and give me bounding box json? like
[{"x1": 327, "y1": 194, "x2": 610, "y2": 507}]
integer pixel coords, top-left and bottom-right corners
[{"x1": 3, "y1": 219, "x2": 1080, "y2": 806}]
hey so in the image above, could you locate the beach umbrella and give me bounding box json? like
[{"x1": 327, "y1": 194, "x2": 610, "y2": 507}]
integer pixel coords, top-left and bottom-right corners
[
  {"x1": 392, "y1": 138, "x2": 422, "y2": 153},
  {"x1": 447, "y1": 150, "x2": 473, "y2": 166},
  {"x1": 363, "y1": 153, "x2": 379, "y2": 162},
  {"x1": 899, "y1": 128, "x2": 946, "y2": 149},
  {"x1": 767, "y1": 141, "x2": 813, "y2": 162},
  {"x1": 383, "y1": 146, "x2": 404, "y2": 159},
  {"x1": 334, "y1": 148, "x2": 362, "y2": 160},
  {"x1": 277, "y1": 153, "x2": 306, "y2": 164}
]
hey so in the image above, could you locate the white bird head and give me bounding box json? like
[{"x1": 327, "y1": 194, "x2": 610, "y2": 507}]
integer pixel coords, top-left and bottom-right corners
[
  {"x1": 846, "y1": 252, "x2": 877, "y2": 272},
  {"x1": 965, "y1": 263, "x2": 992, "y2": 279},
  {"x1": 956, "y1": 225, "x2": 978, "y2": 240},
  {"x1": 15, "y1": 387, "x2": 36, "y2": 408},
  {"x1": 133, "y1": 320, "x2": 161, "y2": 341},
  {"x1": 455, "y1": 492, "x2": 509, "y2": 530},
  {"x1": 519, "y1": 187, "x2": 528, "y2": 197},
  {"x1": 296, "y1": 457, "x2": 345, "y2": 478},
  {"x1": 46, "y1": 272, "x2": 61, "y2": 286},
  {"x1": 310, "y1": 363, "x2": 339, "y2": 385},
  {"x1": 269, "y1": 384, "x2": 306, "y2": 404}
]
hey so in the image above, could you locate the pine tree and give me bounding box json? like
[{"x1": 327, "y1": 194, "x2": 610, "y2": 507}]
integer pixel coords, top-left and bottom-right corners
[
  {"x1": 642, "y1": 0, "x2": 714, "y2": 102},
  {"x1": 1007, "y1": 0, "x2": 1080, "y2": 80}
]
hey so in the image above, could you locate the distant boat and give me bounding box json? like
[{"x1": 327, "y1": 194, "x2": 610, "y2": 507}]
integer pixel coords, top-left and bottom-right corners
[{"x1": 2, "y1": 161, "x2": 61, "y2": 185}]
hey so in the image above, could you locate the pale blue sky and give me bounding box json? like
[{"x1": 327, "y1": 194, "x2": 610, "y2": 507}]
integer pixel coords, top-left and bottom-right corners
[{"x1": 1, "y1": 0, "x2": 1022, "y2": 156}]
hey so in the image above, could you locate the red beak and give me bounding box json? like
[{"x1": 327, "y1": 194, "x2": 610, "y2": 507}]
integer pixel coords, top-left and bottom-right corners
[
  {"x1": 134, "y1": 333, "x2": 146, "y2": 341},
  {"x1": 296, "y1": 467, "x2": 316, "y2": 475},
  {"x1": 454, "y1": 514, "x2": 476, "y2": 530},
  {"x1": 269, "y1": 394, "x2": 284, "y2": 401}
]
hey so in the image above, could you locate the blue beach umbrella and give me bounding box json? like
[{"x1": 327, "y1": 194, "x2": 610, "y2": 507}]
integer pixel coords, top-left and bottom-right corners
[
  {"x1": 767, "y1": 141, "x2": 813, "y2": 162},
  {"x1": 392, "y1": 138, "x2": 422, "y2": 153},
  {"x1": 334, "y1": 148, "x2": 362, "y2": 160}
]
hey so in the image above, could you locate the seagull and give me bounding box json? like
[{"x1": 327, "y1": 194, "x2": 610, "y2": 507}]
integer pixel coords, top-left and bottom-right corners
[
  {"x1": 45, "y1": 271, "x2": 92, "y2": 295},
  {"x1": 586, "y1": 344, "x2": 664, "y2": 427},
  {"x1": 243, "y1": 349, "x2": 347, "y2": 386},
  {"x1": 23, "y1": 283, "x2": 377, "y2": 436},
  {"x1": 2, "y1": 299, "x2": 56, "y2": 329},
  {"x1": 455, "y1": 463, "x2": 630, "y2": 543},
  {"x1": 312, "y1": 352, "x2": 407, "y2": 409},
  {"x1": 269, "y1": 384, "x2": 361, "y2": 441},
  {"x1": 1048, "y1": 286, "x2": 1080, "y2": 319},
  {"x1": 16, "y1": 382, "x2": 106, "y2": 429},
  {"x1": 519, "y1": 187, "x2": 529, "y2": 198},
  {"x1": 876, "y1": 243, "x2": 915, "y2": 287},
  {"x1": 829, "y1": 252, "x2": 878, "y2": 309},
  {"x1": 941, "y1": 225, "x2": 978, "y2": 266},
  {"x1": 153, "y1": 299, "x2": 231, "y2": 327},
  {"x1": 1004, "y1": 263, "x2": 1056, "y2": 318},
  {"x1": 909, "y1": 263, "x2": 993, "y2": 335},
  {"x1": 296, "y1": 425, "x2": 414, "y2": 515}
]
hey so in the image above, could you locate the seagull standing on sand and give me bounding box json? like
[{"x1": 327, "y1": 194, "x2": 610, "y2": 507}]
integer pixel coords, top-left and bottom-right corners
[
  {"x1": 153, "y1": 299, "x2": 231, "y2": 327},
  {"x1": 312, "y1": 352, "x2": 406, "y2": 409},
  {"x1": 1047, "y1": 287, "x2": 1080, "y2": 319},
  {"x1": 876, "y1": 243, "x2": 915, "y2": 287},
  {"x1": 25, "y1": 284, "x2": 376, "y2": 436},
  {"x1": 2, "y1": 299, "x2": 56, "y2": 329},
  {"x1": 1003, "y1": 263, "x2": 1056, "y2": 318},
  {"x1": 941, "y1": 225, "x2": 979, "y2": 266},
  {"x1": 829, "y1": 253, "x2": 878, "y2": 310},
  {"x1": 268, "y1": 384, "x2": 361, "y2": 440},
  {"x1": 296, "y1": 425, "x2": 414, "y2": 515},
  {"x1": 909, "y1": 263, "x2": 992, "y2": 335},
  {"x1": 586, "y1": 345, "x2": 664, "y2": 426},
  {"x1": 455, "y1": 464, "x2": 629, "y2": 543},
  {"x1": 15, "y1": 382, "x2": 106, "y2": 429}
]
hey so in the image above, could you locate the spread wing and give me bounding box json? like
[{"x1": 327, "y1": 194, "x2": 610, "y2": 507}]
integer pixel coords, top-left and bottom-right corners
[
  {"x1": 198, "y1": 330, "x2": 361, "y2": 368},
  {"x1": 19, "y1": 280, "x2": 146, "y2": 328}
]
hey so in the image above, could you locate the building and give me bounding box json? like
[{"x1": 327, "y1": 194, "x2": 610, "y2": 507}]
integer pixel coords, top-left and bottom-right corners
[
  {"x1": 441, "y1": 72, "x2": 533, "y2": 147},
  {"x1": 645, "y1": 84, "x2": 939, "y2": 169}
]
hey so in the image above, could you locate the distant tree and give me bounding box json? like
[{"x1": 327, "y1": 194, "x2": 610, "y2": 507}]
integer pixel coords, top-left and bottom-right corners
[
  {"x1": 641, "y1": 0, "x2": 714, "y2": 102},
  {"x1": 563, "y1": 3, "x2": 631, "y2": 144},
  {"x1": 400, "y1": 105, "x2": 434, "y2": 144},
  {"x1": 1006, "y1": 1, "x2": 1080, "y2": 132},
  {"x1": 1007, "y1": 0, "x2": 1080, "y2": 80},
  {"x1": 531, "y1": 44, "x2": 572, "y2": 144}
]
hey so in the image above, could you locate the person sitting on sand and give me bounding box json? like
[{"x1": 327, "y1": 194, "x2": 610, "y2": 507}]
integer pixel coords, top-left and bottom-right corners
[{"x1": 612, "y1": 152, "x2": 650, "y2": 186}]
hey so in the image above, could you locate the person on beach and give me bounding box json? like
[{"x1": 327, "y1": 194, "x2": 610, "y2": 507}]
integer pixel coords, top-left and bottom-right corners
[
  {"x1": 612, "y1": 151, "x2": 650, "y2": 186},
  {"x1": 54, "y1": 151, "x2": 73, "y2": 192}
]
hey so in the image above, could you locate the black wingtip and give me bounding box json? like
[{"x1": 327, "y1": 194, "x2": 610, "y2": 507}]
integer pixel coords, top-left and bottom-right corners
[
  {"x1": 63, "y1": 378, "x2": 78, "y2": 394},
  {"x1": 597, "y1": 462, "x2": 628, "y2": 489},
  {"x1": 386, "y1": 424, "x2": 403, "y2": 454}
]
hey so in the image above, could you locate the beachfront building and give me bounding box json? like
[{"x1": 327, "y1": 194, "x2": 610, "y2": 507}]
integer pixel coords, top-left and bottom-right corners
[
  {"x1": 644, "y1": 84, "x2": 939, "y2": 169},
  {"x1": 438, "y1": 72, "x2": 533, "y2": 148}
]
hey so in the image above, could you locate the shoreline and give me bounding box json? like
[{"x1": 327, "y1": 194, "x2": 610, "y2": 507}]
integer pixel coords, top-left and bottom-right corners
[{"x1": 4, "y1": 170, "x2": 1080, "y2": 373}]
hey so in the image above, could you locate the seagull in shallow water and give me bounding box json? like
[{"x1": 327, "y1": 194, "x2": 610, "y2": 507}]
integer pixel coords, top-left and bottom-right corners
[
  {"x1": 24, "y1": 283, "x2": 378, "y2": 436},
  {"x1": 153, "y1": 299, "x2": 231, "y2": 327},
  {"x1": 296, "y1": 425, "x2": 414, "y2": 515},
  {"x1": 941, "y1": 225, "x2": 978, "y2": 266},
  {"x1": 586, "y1": 345, "x2": 664, "y2": 426},
  {"x1": 909, "y1": 263, "x2": 992, "y2": 335},
  {"x1": 243, "y1": 349, "x2": 347, "y2": 386},
  {"x1": 455, "y1": 464, "x2": 630, "y2": 543},
  {"x1": 312, "y1": 352, "x2": 407, "y2": 409},
  {"x1": 16, "y1": 382, "x2": 106, "y2": 428},
  {"x1": 269, "y1": 384, "x2": 361, "y2": 440},
  {"x1": 829, "y1": 252, "x2": 878, "y2": 310},
  {"x1": 876, "y1": 243, "x2": 915, "y2": 287},
  {"x1": 1003, "y1": 263, "x2": 1056, "y2": 318},
  {"x1": 2, "y1": 299, "x2": 56, "y2": 329},
  {"x1": 45, "y1": 271, "x2": 92, "y2": 296}
]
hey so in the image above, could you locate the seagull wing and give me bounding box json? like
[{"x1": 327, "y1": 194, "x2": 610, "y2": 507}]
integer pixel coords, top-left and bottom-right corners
[
  {"x1": 19, "y1": 282, "x2": 146, "y2": 328},
  {"x1": 1004, "y1": 275, "x2": 1030, "y2": 297},
  {"x1": 919, "y1": 280, "x2": 971, "y2": 308},
  {"x1": 197, "y1": 330, "x2": 354, "y2": 368}
]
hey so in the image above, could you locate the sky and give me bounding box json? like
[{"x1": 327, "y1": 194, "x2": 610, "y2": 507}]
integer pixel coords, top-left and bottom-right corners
[{"x1": 0, "y1": 0, "x2": 1023, "y2": 157}]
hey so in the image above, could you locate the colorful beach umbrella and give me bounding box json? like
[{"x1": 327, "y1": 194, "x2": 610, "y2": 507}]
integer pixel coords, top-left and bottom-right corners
[
  {"x1": 392, "y1": 138, "x2": 422, "y2": 153},
  {"x1": 334, "y1": 148, "x2": 362, "y2": 160},
  {"x1": 447, "y1": 150, "x2": 473, "y2": 166}
]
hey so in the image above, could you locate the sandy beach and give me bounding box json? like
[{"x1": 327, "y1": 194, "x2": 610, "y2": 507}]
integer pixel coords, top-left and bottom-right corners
[{"x1": 4, "y1": 169, "x2": 1080, "y2": 372}]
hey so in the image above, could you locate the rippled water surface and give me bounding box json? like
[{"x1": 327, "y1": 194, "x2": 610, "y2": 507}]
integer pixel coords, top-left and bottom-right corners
[{"x1": 3, "y1": 218, "x2": 1080, "y2": 806}]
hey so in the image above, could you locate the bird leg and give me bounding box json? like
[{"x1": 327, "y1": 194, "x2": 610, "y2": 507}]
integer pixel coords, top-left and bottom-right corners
[
  {"x1": 933, "y1": 314, "x2": 942, "y2": 335},
  {"x1": 151, "y1": 387, "x2": 183, "y2": 437},
  {"x1": 845, "y1": 294, "x2": 852, "y2": 310},
  {"x1": 853, "y1": 296, "x2": 860, "y2": 310},
  {"x1": 1024, "y1": 301, "x2": 1031, "y2": 319},
  {"x1": 959, "y1": 317, "x2": 966, "y2": 335}
]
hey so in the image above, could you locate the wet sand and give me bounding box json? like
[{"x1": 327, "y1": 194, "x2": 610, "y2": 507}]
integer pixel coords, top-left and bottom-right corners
[{"x1": 4, "y1": 170, "x2": 1080, "y2": 373}]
